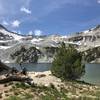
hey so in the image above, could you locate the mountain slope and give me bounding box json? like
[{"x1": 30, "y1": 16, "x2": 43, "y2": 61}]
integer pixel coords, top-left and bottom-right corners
[
  {"x1": 0, "y1": 24, "x2": 23, "y2": 40},
  {"x1": 0, "y1": 24, "x2": 100, "y2": 63}
]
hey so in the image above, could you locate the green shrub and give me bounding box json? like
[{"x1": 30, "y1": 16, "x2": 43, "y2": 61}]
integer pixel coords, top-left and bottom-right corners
[
  {"x1": 6, "y1": 96, "x2": 22, "y2": 100},
  {"x1": 15, "y1": 82, "x2": 30, "y2": 89},
  {"x1": 51, "y1": 42, "x2": 85, "y2": 80},
  {"x1": 22, "y1": 93, "x2": 34, "y2": 99}
]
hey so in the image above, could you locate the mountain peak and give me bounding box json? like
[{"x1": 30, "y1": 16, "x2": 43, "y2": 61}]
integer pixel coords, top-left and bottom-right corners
[
  {"x1": 93, "y1": 25, "x2": 100, "y2": 30},
  {"x1": 0, "y1": 24, "x2": 6, "y2": 30}
]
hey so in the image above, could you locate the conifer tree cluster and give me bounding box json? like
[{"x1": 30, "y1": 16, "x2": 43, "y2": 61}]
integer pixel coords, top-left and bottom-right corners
[{"x1": 51, "y1": 42, "x2": 85, "y2": 80}]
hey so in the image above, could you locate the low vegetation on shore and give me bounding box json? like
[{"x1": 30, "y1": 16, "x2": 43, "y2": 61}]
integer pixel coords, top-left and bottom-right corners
[{"x1": 1, "y1": 80, "x2": 100, "y2": 100}]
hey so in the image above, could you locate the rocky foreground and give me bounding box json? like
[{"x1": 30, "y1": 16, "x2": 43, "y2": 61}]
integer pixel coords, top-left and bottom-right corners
[
  {"x1": 0, "y1": 71, "x2": 100, "y2": 100},
  {"x1": 28, "y1": 71, "x2": 100, "y2": 99}
]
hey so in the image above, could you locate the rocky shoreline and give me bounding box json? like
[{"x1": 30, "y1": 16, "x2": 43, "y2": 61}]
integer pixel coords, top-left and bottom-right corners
[{"x1": 0, "y1": 71, "x2": 99, "y2": 99}]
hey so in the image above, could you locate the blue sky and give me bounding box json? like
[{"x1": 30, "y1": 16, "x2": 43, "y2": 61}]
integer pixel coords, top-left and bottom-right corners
[{"x1": 0, "y1": 0, "x2": 100, "y2": 35}]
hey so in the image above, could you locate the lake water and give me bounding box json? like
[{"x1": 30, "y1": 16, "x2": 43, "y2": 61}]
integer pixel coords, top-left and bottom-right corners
[
  {"x1": 6, "y1": 63, "x2": 100, "y2": 85},
  {"x1": 81, "y1": 63, "x2": 100, "y2": 85},
  {"x1": 6, "y1": 63, "x2": 52, "y2": 72}
]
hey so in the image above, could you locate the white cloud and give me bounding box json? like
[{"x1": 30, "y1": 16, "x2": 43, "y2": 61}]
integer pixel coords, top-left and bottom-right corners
[
  {"x1": 34, "y1": 30, "x2": 42, "y2": 36},
  {"x1": 28, "y1": 31, "x2": 33, "y2": 35},
  {"x1": 97, "y1": 0, "x2": 100, "y2": 3},
  {"x1": 11, "y1": 20, "x2": 21, "y2": 27},
  {"x1": 2, "y1": 20, "x2": 9, "y2": 26},
  {"x1": 18, "y1": 31, "x2": 23, "y2": 35},
  {"x1": 20, "y1": 7, "x2": 31, "y2": 14}
]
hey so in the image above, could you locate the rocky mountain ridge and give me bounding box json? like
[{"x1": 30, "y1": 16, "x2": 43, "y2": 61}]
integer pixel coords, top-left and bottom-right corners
[{"x1": 0, "y1": 24, "x2": 100, "y2": 63}]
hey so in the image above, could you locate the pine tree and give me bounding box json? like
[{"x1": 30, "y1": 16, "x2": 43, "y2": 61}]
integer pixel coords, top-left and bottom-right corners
[{"x1": 51, "y1": 42, "x2": 85, "y2": 80}]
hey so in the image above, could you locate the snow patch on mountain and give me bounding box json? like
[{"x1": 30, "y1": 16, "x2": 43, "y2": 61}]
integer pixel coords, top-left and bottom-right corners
[{"x1": 0, "y1": 29, "x2": 23, "y2": 40}]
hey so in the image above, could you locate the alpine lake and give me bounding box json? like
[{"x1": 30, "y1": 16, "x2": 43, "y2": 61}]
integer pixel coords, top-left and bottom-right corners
[{"x1": 6, "y1": 63, "x2": 100, "y2": 85}]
